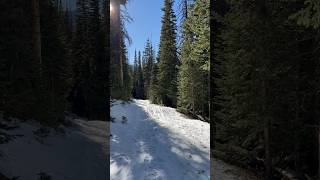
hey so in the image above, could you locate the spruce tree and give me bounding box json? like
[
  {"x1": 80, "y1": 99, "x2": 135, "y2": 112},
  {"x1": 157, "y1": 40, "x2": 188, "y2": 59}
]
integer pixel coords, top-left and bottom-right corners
[
  {"x1": 120, "y1": 22, "x2": 132, "y2": 100},
  {"x1": 70, "y1": 0, "x2": 109, "y2": 120},
  {"x1": 158, "y1": 0, "x2": 179, "y2": 107},
  {"x1": 149, "y1": 59, "x2": 160, "y2": 104},
  {"x1": 0, "y1": 0, "x2": 73, "y2": 125},
  {"x1": 110, "y1": 0, "x2": 132, "y2": 101},
  {"x1": 214, "y1": 0, "x2": 319, "y2": 178},
  {"x1": 136, "y1": 51, "x2": 145, "y2": 99},
  {"x1": 142, "y1": 39, "x2": 155, "y2": 99},
  {"x1": 132, "y1": 50, "x2": 138, "y2": 98},
  {"x1": 0, "y1": 0, "x2": 35, "y2": 120},
  {"x1": 177, "y1": 0, "x2": 209, "y2": 118},
  {"x1": 38, "y1": 0, "x2": 72, "y2": 124}
]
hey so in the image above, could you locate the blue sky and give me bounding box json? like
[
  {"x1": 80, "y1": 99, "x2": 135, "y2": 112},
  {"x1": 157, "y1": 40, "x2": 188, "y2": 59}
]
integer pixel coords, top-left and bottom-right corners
[{"x1": 123, "y1": 0, "x2": 181, "y2": 64}]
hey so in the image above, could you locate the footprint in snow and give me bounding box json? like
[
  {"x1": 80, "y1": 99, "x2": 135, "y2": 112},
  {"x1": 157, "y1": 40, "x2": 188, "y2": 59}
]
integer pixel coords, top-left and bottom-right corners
[
  {"x1": 145, "y1": 169, "x2": 164, "y2": 180},
  {"x1": 112, "y1": 154, "x2": 131, "y2": 164},
  {"x1": 197, "y1": 169, "x2": 205, "y2": 174},
  {"x1": 121, "y1": 116, "x2": 128, "y2": 124}
]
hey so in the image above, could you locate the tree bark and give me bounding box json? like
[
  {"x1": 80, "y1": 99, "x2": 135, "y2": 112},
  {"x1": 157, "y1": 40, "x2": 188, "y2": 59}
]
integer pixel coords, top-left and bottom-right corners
[
  {"x1": 264, "y1": 117, "x2": 271, "y2": 180},
  {"x1": 211, "y1": 0, "x2": 216, "y2": 154},
  {"x1": 293, "y1": 44, "x2": 301, "y2": 175},
  {"x1": 120, "y1": 33, "x2": 124, "y2": 87},
  {"x1": 31, "y1": 0, "x2": 42, "y2": 76},
  {"x1": 111, "y1": 0, "x2": 123, "y2": 87},
  {"x1": 256, "y1": 0, "x2": 272, "y2": 179},
  {"x1": 316, "y1": 91, "x2": 320, "y2": 179}
]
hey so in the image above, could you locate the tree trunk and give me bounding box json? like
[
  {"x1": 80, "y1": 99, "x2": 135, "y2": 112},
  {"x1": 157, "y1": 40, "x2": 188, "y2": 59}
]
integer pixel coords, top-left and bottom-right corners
[
  {"x1": 318, "y1": 123, "x2": 320, "y2": 180},
  {"x1": 318, "y1": 127, "x2": 320, "y2": 180},
  {"x1": 264, "y1": 117, "x2": 271, "y2": 180},
  {"x1": 316, "y1": 91, "x2": 320, "y2": 179},
  {"x1": 211, "y1": 0, "x2": 217, "y2": 153},
  {"x1": 31, "y1": 0, "x2": 42, "y2": 76},
  {"x1": 120, "y1": 37, "x2": 124, "y2": 87},
  {"x1": 111, "y1": 0, "x2": 123, "y2": 87},
  {"x1": 262, "y1": 71, "x2": 271, "y2": 179},
  {"x1": 294, "y1": 55, "x2": 301, "y2": 175},
  {"x1": 51, "y1": 75, "x2": 56, "y2": 121},
  {"x1": 257, "y1": 0, "x2": 272, "y2": 179}
]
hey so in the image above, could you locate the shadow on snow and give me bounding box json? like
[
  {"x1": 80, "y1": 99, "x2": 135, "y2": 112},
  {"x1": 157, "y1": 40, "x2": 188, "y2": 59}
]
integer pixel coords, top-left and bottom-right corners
[{"x1": 110, "y1": 101, "x2": 210, "y2": 180}]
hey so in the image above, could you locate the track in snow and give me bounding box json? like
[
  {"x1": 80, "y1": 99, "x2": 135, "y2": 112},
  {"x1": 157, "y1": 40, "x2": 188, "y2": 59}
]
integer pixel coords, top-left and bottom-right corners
[
  {"x1": 110, "y1": 99, "x2": 210, "y2": 180},
  {"x1": 111, "y1": 99, "x2": 259, "y2": 180}
]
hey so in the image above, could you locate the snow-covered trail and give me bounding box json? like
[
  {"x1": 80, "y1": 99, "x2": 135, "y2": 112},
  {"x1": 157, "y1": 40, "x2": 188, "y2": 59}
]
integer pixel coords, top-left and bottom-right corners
[
  {"x1": 0, "y1": 118, "x2": 108, "y2": 180},
  {"x1": 111, "y1": 99, "x2": 259, "y2": 180},
  {"x1": 110, "y1": 99, "x2": 210, "y2": 180}
]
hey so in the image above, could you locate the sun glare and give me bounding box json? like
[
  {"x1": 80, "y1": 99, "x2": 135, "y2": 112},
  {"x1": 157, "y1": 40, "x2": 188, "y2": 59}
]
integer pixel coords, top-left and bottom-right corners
[{"x1": 110, "y1": 4, "x2": 113, "y2": 12}]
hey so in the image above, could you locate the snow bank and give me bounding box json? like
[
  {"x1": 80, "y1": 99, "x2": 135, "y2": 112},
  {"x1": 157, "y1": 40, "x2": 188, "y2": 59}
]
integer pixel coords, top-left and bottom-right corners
[{"x1": 0, "y1": 118, "x2": 108, "y2": 180}]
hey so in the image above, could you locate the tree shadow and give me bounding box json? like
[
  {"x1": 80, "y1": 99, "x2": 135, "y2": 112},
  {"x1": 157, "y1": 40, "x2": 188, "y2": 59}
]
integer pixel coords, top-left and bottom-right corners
[
  {"x1": 0, "y1": 119, "x2": 108, "y2": 180},
  {"x1": 110, "y1": 102, "x2": 210, "y2": 180}
]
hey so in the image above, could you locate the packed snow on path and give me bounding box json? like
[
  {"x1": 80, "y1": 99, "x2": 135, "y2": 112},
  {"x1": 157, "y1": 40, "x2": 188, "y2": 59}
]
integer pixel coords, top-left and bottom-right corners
[
  {"x1": 0, "y1": 117, "x2": 108, "y2": 180},
  {"x1": 110, "y1": 99, "x2": 210, "y2": 180},
  {"x1": 111, "y1": 99, "x2": 259, "y2": 180}
]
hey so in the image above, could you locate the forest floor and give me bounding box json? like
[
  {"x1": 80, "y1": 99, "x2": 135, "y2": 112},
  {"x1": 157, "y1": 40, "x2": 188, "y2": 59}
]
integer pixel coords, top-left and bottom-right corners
[
  {"x1": 213, "y1": 158, "x2": 260, "y2": 180},
  {"x1": 111, "y1": 99, "x2": 257, "y2": 180},
  {"x1": 0, "y1": 116, "x2": 108, "y2": 179}
]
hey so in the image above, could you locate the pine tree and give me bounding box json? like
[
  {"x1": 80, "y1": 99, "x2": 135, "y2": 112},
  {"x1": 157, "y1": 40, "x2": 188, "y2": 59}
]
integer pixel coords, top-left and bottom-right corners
[
  {"x1": 110, "y1": 0, "x2": 132, "y2": 101},
  {"x1": 32, "y1": 0, "x2": 42, "y2": 76},
  {"x1": 85, "y1": 0, "x2": 108, "y2": 119},
  {"x1": 290, "y1": 1, "x2": 320, "y2": 177},
  {"x1": 132, "y1": 50, "x2": 138, "y2": 98},
  {"x1": 120, "y1": 22, "x2": 132, "y2": 100},
  {"x1": 149, "y1": 59, "x2": 160, "y2": 104},
  {"x1": 177, "y1": 0, "x2": 209, "y2": 118},
  {"x1": 157, "y1": 0, "x2": 179, "y2": 107},
  {"x1": 37, "y1": 0, "x2": 72, "y2": 124},
  {"x1": 0, "y1": 0, "x2": 74, "y2": 125},
  {"x1": 0, "y1": 0, "x2": 35, "y2": 120},
  {"x1": 214, "y1": 0, "x2": 319, "y2": 178},
  {"x1": 70, "y1": 0, "x2": 109, "y2": 120},
  {"x1": 136, "y1": 51, "x2": 145, "y2": 99},
  {"x1": 142, "y1": 39, "x2": 155, "y2": 99}
]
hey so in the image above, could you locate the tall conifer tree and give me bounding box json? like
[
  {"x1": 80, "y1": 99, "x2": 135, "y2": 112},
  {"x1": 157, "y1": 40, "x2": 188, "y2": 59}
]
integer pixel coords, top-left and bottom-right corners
[
  {"x1": 177, "y1": 0, "x2": 209, "y2": 118},
  {"x1": 142, "y1": 39, "x2": 154, "y2": 99},
  {"x1": 158, "y1": 0, "x2": 179, "y2": 107}
]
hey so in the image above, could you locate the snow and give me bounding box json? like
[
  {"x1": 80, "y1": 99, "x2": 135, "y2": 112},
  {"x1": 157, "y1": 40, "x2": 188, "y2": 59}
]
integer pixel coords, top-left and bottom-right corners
[
  {"x1": 111, "y1": 99, "x2": 258, "y2": 180},
  {"x1": 0, "y1": 99, "x2": 258, "y2": 180},
  {"x1": 110, "y1": 99, "x2": 210, "y2": 180},
  {"x1": 0, "y1": 118, "x2": 108, "y2": 180}
]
